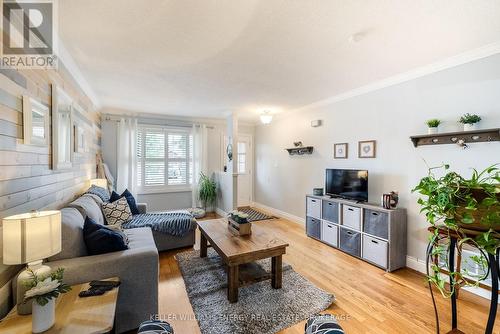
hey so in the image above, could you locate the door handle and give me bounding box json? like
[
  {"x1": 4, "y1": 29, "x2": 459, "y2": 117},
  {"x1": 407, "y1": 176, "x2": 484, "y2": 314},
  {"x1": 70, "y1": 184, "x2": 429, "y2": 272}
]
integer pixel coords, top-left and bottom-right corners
[
  {"x1": 348, "y1": 208, "x2": 354, "y2": 211},
  {"x1": 327, "y1": 225, "x2": 332, "y2": 228},
  {"x1": 371, "y1": 240, "x2": 379, "y2": 244},
  {"x1": 372, "y1": 212, "x2": 379, "y2": 216}
]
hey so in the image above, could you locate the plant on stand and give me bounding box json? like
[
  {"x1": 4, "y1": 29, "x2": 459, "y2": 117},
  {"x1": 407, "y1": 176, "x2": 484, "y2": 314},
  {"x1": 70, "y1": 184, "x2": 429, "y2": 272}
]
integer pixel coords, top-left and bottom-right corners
[
  {"x1": 198, "y1": 172, "x2": 217, "y2": 213},
  {"x1": 426, "y1": 119, "x2": 441, "y2": 134},
  {"x1": 413, "y1": 164, "x2": 499, "y2": 299},
  {"x1": 459, "y1": 113, "x2": 481, "y2": 131},
  {"x1": 23, "y1": 268, "x2": 71, "y2": 333}
]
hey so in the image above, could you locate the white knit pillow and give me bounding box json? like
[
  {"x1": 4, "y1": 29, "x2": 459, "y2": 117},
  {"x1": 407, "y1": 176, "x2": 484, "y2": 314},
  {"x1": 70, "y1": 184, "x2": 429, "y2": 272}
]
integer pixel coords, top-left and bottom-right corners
[{"x1": 101, "y1": 197, "x2": 132, "y2": 225}]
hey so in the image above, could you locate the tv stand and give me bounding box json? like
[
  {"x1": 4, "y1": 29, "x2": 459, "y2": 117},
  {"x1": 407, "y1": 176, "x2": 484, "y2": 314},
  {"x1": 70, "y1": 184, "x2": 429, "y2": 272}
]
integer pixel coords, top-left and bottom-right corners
[{"x1": 305, "y1": 194, "x2": 407, "y2": 272}]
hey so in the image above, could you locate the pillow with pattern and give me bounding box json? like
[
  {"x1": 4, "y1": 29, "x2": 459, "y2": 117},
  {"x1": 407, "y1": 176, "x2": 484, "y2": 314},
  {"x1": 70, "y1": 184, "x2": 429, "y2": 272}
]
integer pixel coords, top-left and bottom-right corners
[
  {"x1": 101, "y1": 197, "x2": 132, "y2": 225},
  {"x1": 86, "y1": 185, "x2": 110, "y2": 202}
]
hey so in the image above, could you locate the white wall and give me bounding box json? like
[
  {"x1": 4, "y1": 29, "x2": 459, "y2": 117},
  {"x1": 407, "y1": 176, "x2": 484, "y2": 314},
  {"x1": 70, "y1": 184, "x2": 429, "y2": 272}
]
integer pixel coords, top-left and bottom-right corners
[{"x1": 254, "y1": 54, "x2": 500, "y2": 263}]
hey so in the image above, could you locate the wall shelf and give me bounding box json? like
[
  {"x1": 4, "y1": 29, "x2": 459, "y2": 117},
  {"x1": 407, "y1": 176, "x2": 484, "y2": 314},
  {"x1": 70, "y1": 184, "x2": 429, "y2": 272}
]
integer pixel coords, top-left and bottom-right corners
[
  {"x1": 410, "y1": 128, "x2": 500, "y2": 147},
  {"x1": 285, "y1": 146, "x2": 314, "y2": 155}
]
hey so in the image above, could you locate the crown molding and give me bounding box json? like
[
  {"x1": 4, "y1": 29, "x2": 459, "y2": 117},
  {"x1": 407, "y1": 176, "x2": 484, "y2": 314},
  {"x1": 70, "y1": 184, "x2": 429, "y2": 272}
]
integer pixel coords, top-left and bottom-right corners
[
  {"x1": 286, "y1": 41, "x2": 500, "y2": 116},
  {"x1": 57, "y1": 39, "x2": 101, "y2": 109}
]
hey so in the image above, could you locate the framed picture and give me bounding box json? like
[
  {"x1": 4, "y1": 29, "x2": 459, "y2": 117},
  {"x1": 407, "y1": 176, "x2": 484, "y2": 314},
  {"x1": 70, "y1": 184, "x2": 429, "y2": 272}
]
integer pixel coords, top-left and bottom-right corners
[
  {"x1": 22, "y1": 96, "x2": 49, "y2": 146},
  {"x1": 334, "y1": 143, "x2": 348, "y2": 159},
  {"x1": 358, "y1": 140, "x2": 376, "y2": 158}
]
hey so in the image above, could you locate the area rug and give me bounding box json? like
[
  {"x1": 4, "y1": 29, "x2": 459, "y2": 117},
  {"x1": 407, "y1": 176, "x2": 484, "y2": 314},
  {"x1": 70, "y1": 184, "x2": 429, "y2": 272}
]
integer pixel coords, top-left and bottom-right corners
[
  {"x1": 175, "y1": 249, "x2": 334, "y2": 334},
  {"x1": 238, "y1": 207, "x2": 275, "y2": 222}
]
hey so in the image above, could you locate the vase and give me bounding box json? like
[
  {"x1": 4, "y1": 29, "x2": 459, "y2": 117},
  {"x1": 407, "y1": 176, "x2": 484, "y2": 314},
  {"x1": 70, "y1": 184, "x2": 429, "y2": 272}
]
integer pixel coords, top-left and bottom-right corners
[
  {"x1": 427, "y1": 127, "x2": 438, "y2": 134},
  {"x1": 463, "y1": 123, "x2": 477, "y2": 131},
  {"x1": 32, "y1": 298, "x2": 55, "y2": 333}
]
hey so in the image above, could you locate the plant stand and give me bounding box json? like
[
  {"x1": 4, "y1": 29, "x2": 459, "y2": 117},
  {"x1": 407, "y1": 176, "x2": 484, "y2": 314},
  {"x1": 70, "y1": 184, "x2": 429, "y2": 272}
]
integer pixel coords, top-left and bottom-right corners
[{"x1": 427, "y1": 227, "x2": 499, "y2": 334}]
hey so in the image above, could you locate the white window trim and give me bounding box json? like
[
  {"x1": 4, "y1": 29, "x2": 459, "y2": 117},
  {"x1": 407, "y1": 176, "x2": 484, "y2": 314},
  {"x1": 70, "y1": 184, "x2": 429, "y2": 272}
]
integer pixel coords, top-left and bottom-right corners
[{"x1": 136, "y1": 125, "x2": 193, "y2": 195}]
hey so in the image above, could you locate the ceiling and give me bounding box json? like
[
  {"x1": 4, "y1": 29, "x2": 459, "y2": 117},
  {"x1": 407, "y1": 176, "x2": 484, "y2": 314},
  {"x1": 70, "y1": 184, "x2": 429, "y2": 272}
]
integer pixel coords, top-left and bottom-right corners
[{"x1": 59, "y1": 0, "x2": 500, "y2": 121}]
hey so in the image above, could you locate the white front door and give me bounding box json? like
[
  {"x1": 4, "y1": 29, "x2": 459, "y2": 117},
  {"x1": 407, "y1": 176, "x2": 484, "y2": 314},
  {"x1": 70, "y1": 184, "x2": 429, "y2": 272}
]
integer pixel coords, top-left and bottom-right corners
[{"x1": 237, "y1": 135, "x2": 252, "y2": 207}]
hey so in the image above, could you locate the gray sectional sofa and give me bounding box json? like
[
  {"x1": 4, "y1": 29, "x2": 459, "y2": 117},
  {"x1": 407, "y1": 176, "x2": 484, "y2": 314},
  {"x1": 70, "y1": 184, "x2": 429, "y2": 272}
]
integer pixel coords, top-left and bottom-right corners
[{"x1": 19, "y1": 192, "x2": 197, "y2": 333}]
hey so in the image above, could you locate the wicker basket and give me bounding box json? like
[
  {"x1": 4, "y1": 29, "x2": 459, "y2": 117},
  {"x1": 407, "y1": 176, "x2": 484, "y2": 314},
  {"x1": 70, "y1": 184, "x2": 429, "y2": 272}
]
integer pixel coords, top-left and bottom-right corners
[{"x1": 455, "y1": 189, "x2": 500, "y2": 231}]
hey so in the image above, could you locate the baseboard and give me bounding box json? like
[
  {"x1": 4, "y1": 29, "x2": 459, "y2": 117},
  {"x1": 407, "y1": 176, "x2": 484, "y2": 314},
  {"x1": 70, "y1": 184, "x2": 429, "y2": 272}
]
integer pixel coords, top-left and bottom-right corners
[
  {"x1": 406, "y1": 255, "x2": 427, "y2": 274},
  {"x1": 251, "y1": 202, "x2": 305, "y2": 225},
  {"x1": 215, "y1": 207, "x2": 227, "y2": 217}
]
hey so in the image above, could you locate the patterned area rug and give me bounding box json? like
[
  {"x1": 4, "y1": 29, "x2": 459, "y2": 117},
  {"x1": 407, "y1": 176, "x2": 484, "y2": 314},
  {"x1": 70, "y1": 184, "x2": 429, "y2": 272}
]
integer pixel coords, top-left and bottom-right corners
[
  {"x1": 175, "y1": 249, "x2": 334, "y2": 334},
  {"x1": 238, "y1": 207, "x2": 275, "y2": 222}
]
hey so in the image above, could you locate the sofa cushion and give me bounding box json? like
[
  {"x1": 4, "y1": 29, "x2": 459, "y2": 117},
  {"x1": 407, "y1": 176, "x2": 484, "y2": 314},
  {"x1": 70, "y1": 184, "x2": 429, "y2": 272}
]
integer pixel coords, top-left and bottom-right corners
[
  {"x1": 102, "y1": 197, "x2": 132, "y2": 225},
  {"x1": 68, "y1": 195, "x2": 105, "y2": 225},
  {"x1": 110, "y1": 189, "x2": 140, "y2": 215},
  {"x1": 49, "y1": 208, "x2": 88, "y2": 261},
  {"x1": 85, "y1": 185, "x2": 110, "y2": 202},
  {"x1": 124, "y1": 227, "x2": 155, "y2": 250},
  {"x1": 83, "y1": 217, "x2": 128, "y2": 255}
]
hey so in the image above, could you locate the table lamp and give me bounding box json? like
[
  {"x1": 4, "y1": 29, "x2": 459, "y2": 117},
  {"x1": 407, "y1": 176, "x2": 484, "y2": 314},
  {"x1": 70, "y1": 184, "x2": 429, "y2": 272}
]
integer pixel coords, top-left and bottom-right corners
[
  {"x1": 89, "y1": 178, "x2": 108, "y2": 188},
  {"x1": 2, "y1": 210, "x2": 61, "y2": 315}
]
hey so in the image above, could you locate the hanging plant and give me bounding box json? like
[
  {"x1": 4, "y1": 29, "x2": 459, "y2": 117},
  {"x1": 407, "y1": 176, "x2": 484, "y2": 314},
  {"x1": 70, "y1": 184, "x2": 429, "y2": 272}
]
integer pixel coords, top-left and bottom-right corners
[{"x1": 412, "y1": 164, "x2": 500, "y2": 297}]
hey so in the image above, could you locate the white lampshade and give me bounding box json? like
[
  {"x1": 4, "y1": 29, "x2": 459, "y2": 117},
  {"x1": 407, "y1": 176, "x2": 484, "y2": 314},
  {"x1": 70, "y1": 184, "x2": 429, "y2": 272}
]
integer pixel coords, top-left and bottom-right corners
[
  {"x1": 89, "y1": 178, "x2": 107, "y2": 188},
  {"x1": 2, "y1": 211, "x2": 61, "y2": 265},
  {"x1": 260, "y1": 111, "x2": 273, "y2": 124}
]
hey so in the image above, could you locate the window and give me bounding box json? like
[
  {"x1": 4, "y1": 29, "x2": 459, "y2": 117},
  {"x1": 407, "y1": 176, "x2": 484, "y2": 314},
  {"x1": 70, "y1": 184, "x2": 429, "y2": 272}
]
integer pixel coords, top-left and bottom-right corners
[
  {"x1": 136, "y1": 126, "x2": 193, "y2": 193},
  {"x1": 237, "y1": 141, "x2": 246, "y2": 174}
]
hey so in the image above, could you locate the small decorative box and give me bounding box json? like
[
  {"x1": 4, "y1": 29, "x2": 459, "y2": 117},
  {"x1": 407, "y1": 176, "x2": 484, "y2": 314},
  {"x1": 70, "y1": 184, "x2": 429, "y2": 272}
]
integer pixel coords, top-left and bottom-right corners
[{"x1": 227, "y1": 218, "x2": 252, "y2": 236}]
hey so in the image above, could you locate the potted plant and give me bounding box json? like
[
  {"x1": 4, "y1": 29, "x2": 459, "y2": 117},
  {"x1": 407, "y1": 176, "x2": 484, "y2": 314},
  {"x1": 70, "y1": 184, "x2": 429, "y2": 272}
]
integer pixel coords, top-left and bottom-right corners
[
  {"x1": 459, "y1": 113, "x2": 481, "y2": 131},
  {"x1": 198, "y1": 172, "x2": 217, "y2": 213},
  {"x1": 412, "y1": 164, "x2": 499, "y2": 298},
  {"x1": 426, "y1": 119, "x2": 441, "y2": 134},
  {"x1": 23, "y1": 268, "x2": 71, "y2": 333}
]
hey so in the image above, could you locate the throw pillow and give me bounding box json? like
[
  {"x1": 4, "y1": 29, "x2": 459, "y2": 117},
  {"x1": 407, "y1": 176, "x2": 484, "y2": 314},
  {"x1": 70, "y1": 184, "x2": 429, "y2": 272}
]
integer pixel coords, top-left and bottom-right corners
[
  {"x1": 304, "y1": 314, "x2": 344, "y2": 334},
  {"x1": 85, "y1": 185, "x2": 110, "y2": 202},
  {"x1": 101, "y1": 197, "x2": 132, "y2": 225},
  {"x1": 106, "y1": 223, "x2": 129, "y2": 245},
  {"x1": 138, "y1": 320, "x2": 174, "y2": 334},
  {"x1": 83, "y1": 217, "x2": 128, "y2": 255},
  {"x1": 110, "y1": 189, "x2": 140, "y2": 215}
]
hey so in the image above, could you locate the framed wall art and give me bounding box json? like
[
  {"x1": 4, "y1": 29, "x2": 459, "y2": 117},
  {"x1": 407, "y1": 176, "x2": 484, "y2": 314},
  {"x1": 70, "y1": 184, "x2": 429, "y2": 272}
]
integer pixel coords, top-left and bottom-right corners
[
  {"x1": 358, "y1": 140, "x2": 376, "y2": 158},
  {"x1": 334, "y1": 143, "x2": 348, "y2": 159}
]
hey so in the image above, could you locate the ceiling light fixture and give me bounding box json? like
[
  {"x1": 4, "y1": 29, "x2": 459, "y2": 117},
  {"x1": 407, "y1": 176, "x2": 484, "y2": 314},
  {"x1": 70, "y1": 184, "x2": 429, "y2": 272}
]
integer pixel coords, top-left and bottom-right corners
[{"x1": 260, "y1": 110, "x2": 273, "y2": 124}]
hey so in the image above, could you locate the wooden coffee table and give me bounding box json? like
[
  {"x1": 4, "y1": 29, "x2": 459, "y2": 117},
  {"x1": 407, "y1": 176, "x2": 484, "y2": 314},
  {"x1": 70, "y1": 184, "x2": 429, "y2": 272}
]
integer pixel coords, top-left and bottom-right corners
[
  {"x1": 0, "y1": 277, "x2": 119, "y2": 334},
  {"x1": 197, "y1": 219, "x2": 289, "y2": 303}
]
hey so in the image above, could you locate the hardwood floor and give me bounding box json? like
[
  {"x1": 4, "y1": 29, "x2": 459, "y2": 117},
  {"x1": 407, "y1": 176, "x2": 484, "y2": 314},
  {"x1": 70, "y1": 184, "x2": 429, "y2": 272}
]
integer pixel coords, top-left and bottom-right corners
[{"x1": 158, "y1": 217, "x2": 500, "y2": 334}]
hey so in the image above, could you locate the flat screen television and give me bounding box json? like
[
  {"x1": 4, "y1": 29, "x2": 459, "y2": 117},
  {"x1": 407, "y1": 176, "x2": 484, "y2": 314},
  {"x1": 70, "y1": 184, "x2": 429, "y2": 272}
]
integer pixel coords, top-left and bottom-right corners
[{"x1": 325, "y1": 169, "x2": 368, "y2": 202}]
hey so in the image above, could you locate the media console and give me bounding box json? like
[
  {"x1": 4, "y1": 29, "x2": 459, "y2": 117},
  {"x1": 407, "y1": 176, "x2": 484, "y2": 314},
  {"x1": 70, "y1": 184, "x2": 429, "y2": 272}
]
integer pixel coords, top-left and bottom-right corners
[{"x1": 305, "y1": 195, "x2": 407, "y2": 272}]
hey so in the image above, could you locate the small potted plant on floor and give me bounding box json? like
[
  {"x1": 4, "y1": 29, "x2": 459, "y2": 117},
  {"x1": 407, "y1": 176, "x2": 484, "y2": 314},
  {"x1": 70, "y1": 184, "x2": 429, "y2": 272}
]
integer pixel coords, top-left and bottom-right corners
[
  {"x1": 198, "y1": 172, "x2": 217, "y2": 214},
  {"x1": 412, "y1": 164, "x2": 499, "y2": 298},
  {"x1": 459, "y1": 113, "x2": 482, "y2": 131},
  {"x1": 426, "y1": 119, "x2": 441, "y2": 134},
  {"x1": 23, "y1": 268, "x2": 71, "y2": 333}
]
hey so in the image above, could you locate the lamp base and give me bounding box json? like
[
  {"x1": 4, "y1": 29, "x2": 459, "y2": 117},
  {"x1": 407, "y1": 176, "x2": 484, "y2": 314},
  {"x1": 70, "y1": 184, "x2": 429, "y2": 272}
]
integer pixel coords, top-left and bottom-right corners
[{"x1": 16, "y1": 260, "x2": 51, "y2": 315}]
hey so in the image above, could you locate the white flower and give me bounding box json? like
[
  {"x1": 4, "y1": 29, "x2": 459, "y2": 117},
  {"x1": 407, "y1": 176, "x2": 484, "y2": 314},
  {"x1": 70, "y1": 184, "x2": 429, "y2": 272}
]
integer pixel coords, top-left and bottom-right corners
[{"x1": 25, "y1": 277, "x2": 60, "y2": 299}]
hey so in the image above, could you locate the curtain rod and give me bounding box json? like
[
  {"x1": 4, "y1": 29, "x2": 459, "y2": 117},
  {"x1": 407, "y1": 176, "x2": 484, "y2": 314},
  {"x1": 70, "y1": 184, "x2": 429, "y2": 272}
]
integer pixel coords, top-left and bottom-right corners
[{"x1": 104, "y1": 116, "x2": 214, "y2": 129}]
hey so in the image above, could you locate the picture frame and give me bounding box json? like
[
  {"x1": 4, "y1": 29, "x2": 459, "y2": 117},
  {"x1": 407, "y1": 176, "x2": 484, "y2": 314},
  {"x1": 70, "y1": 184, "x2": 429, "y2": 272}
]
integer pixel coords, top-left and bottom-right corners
[
  {"x1": 22, "y1": 96, "x2": 49, "y2": 146},
  {"x1": 334, "y1": 143, "x2": 348, "y2": 159},
  {"x1": 74, "y1": 124, "x2": 86, "y2": 153},
  {"x1": 358, "y1": 140, "x2": 376, "y2": 158}
]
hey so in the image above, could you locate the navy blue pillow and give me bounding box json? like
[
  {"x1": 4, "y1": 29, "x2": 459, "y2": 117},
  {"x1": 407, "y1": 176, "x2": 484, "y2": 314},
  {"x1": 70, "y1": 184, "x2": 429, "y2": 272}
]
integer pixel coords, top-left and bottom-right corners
[
  {"x1": 110, "y1": 189, "x2": 139, "y2": 215},
  {"x1": 83, "y1": 217, "x2": 128, "y2": 255}
]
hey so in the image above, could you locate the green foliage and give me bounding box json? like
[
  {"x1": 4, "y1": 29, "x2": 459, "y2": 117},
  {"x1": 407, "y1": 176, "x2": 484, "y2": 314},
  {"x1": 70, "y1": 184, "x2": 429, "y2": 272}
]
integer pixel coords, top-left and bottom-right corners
[
  {"x1": 426, "y1": 119, "x2": 441, "y2": 128},
  {"x1": 198, "y1": 172, "x2": 217, "y2": 210},
  {"x1": 23, "y1": 267, "x2": 71, "y2": 306},
  {"x1": 413, "y1": 164, "x2": 499, "y2": 297},
  {"x1": 459, "y1": 113, "x2": 481, "y2": 124}
]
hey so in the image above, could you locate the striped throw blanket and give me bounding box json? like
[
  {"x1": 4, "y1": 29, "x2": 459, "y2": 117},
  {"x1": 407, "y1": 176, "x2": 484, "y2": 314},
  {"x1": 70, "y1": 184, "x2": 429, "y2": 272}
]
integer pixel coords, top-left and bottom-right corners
[{"x1": 123, "y1": 211, "x2": 195, "y2": 237}]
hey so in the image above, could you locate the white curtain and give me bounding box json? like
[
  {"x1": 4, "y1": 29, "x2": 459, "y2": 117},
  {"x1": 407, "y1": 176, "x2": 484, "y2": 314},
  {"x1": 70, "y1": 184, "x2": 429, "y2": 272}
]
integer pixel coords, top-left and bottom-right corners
[
  {"x1": 192, "y1": 124, "x2": 208, "y2": 208},
  {"x1": 116, "y1": 118, "x2": 138, "y2": 196}
]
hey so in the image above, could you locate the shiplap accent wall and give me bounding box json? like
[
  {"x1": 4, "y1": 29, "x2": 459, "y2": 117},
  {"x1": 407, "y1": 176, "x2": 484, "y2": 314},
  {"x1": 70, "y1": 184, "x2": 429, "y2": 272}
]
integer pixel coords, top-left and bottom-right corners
[{"x1": 0, "y1": 64, "x2": 100, "y2": 316}]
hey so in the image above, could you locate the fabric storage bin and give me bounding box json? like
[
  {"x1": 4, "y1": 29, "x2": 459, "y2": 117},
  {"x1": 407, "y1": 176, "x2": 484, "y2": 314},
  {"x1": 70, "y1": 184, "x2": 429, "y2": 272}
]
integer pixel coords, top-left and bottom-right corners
[
  {"x1": 362, "y1": 235, "x2": 388, "y2": 268},
  {"x1": 321, "y1": 221, "x2": 338, "y2": 247},
  {"x1": 339, "y1": 227, "x2": 361, "y2": 257},
  {"x1": 322, "y1": 200, "x2": 339, "y2": 224},
  {"x1": 342, "y1": 205, "x2": 361, "y2": 230},
  {"x1": 306, "y1": 216, "x2": 321, "y2": 240},
  {"x1": 306, "y1": 197, "x2": 321, "y2": 220},
  {"x1": 363, "y1": 209, "x2": 389, "y2": 239}
]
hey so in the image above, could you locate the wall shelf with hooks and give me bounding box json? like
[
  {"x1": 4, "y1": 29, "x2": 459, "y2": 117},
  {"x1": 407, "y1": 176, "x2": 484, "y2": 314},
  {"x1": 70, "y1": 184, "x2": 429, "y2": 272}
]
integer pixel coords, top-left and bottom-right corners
[{"x1": 410, "y1": 128, "x2": 500, "y2": 147}]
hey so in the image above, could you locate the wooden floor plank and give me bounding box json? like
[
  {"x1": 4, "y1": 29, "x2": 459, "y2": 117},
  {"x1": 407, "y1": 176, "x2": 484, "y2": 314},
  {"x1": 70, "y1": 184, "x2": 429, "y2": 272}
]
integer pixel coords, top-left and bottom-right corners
[{"x1": 157, "y1": 216, "x2": 500, "y2": 334}]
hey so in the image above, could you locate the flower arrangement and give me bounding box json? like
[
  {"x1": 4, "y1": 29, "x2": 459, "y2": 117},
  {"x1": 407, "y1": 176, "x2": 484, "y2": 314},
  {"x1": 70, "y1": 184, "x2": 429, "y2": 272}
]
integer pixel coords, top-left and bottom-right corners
[
  {"x1": 23, "y1": 268, "x2": 71, "y2": 306},
  {"x1": 229, "y1": 211, "x2": 249, "y2": 224}
]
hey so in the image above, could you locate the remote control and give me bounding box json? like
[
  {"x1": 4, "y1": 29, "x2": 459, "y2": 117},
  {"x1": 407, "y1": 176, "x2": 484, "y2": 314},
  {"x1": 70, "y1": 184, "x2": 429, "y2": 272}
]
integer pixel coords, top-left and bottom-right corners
[
  {"x1": 89, "y1": 280, "x2": 121, "y2": 288},
  {"x1": 79, "y1": 288, "x2": 107, "y2": 298}
]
